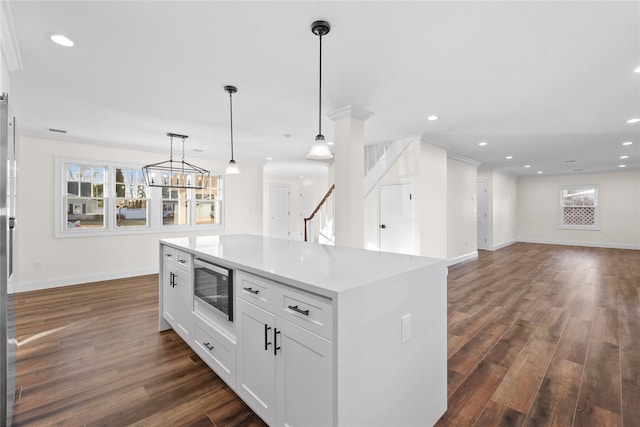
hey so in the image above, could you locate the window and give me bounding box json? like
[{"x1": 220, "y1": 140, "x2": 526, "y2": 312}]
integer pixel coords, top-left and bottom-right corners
[
  {"x1": 59, "y1": 158, "x2": 223, "y2": 236},
  {"x1": 65, "y1": 163, "x2": 106, "y2": 229},
  {"x1": 162, "y1": 186, "x2": 188, "y2": 226},
  {"x1": 115, "y1": 168, "x2": 148, "y2": 227},
  {"x1": 559, "y1": 185, "x2": 599, "y2": 229},
  {"x1": 195, "y1": 176, "x2": 220, "y2": 225}
]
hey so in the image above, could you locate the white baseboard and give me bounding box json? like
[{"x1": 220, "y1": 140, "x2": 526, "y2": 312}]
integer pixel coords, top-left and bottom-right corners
[
  {"x1": 447, "y1": 251, "x2": 478, "y2": 266},
  {"x1": 15, "y1": 267, "x2": 158, "y2": 293},
  {"x1": 517, "y1": 238, "x2": 640, "y2": 250},
  {"x1": 491, "y1": 240, "x2": 517, "y2": 251}
]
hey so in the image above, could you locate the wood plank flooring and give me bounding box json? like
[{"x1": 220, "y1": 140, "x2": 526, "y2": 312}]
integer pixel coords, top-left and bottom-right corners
[{"x1": 10, "y1": 243, "x2": 640, "y2": 426}]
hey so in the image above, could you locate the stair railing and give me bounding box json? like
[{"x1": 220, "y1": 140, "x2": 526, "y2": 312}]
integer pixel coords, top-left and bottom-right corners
[{"x1": 304, "y1": 184, "x2": 335, "y2": 242}]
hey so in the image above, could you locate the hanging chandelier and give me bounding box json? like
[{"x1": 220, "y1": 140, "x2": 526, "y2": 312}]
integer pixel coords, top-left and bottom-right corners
[
  {"x1": 224, "y1": 85, "x2": 241, "y2": 175},
  {"x1": 306, "y1": 20, "x2": 333, "y2": 160},
  {"x1": 142, "y1": 133, "x2": 210, "y2": 189}
]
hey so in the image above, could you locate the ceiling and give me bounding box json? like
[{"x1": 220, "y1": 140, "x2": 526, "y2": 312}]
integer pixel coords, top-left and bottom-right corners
[{"x1": 6, "y1": 1, "x2": 640, "y2": 178}]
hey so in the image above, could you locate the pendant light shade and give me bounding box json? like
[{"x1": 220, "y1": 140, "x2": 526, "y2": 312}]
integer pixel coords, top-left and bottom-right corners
[
  {"x1": 142, "y1": 133, "x2": 209, "y2": 188},
  {"x1": 224, "y1": 85, "x2": 241, "y2": 175},
  {"x1": 306, "y1": 20, "x2": 333, "y2": 160}
]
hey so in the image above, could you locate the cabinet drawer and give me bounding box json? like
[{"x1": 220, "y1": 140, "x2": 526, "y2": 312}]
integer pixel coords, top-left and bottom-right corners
[
  {"x1": 279, "y1": 288, "x2": 333, "y2": 341},
  {"x1": 175, "y1": 250, "x2": 192, "y2": 272},
  {"x1": 162, "y1": 245, "x2": 176, "y2": 265},
  {"x1": 193, "y1": 320, "x2": 236, "y2": 387},
  {"x1": 236, "y1": 271, "x2": 280, "y2": 313}
]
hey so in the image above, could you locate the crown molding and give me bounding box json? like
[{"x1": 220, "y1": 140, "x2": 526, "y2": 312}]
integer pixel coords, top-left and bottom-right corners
[
  {"x1": 327, "y1": 105, "x2": 374, "y2": 122},
  {"x1": 1, "y1": 0, "x2": 23, "y2": 72},
  {"x1": 447, "y1": 152, "x2": 482, "y2": 167}
]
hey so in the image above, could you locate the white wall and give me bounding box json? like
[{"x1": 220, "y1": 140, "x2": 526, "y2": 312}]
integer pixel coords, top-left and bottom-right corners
[
  {"x1": 447, "y1": 157, "x2": 478, "y2": 264},
  {"x1": 493, "y1": 171, "x2": 518, "y2": 249},
  {"x1": 477, "y1": 170, "x2": 518, "y2": 250},
  {"x1": 363, "y1": 140, "x2": 448, "y2": 259},
  {"x1": 16, "y1": 136, "x2": 263, "y2": 291},
  {"x1": 517, "y1": 171, "x2": 640, "y2": 249},
  {"x1": 418, "y1": 143, "x2": 448, "y2": 259},
  {"x1": 262, "y1": 175, "x2": 329, "y2": 241}
]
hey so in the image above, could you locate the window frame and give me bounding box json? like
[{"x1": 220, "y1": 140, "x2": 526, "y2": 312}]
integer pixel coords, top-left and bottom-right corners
[
  {"x1": 56, "y1": 157, "x2": 224, "y2": 237},
  {"x1": 557, "y1": 184, "x2": 600, "y2": 230}
]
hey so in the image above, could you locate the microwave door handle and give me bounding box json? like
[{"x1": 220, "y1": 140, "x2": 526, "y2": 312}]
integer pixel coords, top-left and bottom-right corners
[{"x1": 194, "y1": 258, "x2": 230, "y2": 276}]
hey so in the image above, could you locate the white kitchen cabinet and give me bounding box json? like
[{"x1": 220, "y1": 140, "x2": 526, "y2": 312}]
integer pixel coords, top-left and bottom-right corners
[
  {"x1": 236, "y1": 272, "x2": 332, "y2": 427},
  {"x1": 160, "y1": 245, "x2": 193, "y2": 343},
  {"x1": 192, "y1": 314, "x2": 236, "y2": 388},
  {"x1": 161, "y1": 235, "x2": 448, "y2": 426},
  {"x1": 275, "y1": 316, "x2": 332, "y2": 427},
  {"x1": 236, "y1": 298, "x2": 277, "y2": 423}
]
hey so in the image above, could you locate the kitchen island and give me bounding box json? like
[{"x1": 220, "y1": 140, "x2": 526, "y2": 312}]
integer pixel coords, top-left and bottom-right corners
[{"x1": 159, "y1": 234, "x2": 447, "y2": 426}]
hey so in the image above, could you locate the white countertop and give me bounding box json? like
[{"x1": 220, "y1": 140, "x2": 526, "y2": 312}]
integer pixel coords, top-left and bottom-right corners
[{"x1": 161, "y1": 234, "x2": 446, "y2": 297}]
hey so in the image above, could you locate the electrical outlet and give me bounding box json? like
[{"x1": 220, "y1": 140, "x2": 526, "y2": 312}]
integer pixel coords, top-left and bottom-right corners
[{"x1": 401, "y1": 313, "x2": 411, "y2": 343}]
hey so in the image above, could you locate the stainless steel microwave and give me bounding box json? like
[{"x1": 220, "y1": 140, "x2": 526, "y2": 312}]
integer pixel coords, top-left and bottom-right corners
[{"x1": 193, "y1": 258, "x2": 233, "y2": 322}]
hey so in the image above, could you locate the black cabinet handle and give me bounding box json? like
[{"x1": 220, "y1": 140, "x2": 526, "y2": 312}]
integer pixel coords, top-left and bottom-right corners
[
  {"x1": 244, "y1": 287, "x2": 260, "y2": 295},
  {"x1": 380, "y1": 224, "x2": 387, "y2": 229},
  {"x1": 264, "y1": 324, "x2": 272, "y2": 351},
  {"x1": 170, "y1": 272, "x2": 176, "y2": 288},
  {"x1": 274, "y1": 328, "x2": 281, "y2": 356},
  {"x1": 203, "y1": 342, "x2": 214, "y2": 351},
  {"x1": 288, "y1": 305, "x2": 310, "y2": 316}
]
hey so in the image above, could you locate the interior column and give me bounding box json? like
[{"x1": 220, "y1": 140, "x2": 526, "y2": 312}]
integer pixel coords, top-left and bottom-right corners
[{"x1": 328, "y1": 105, "x2": 373, "y2": 249}]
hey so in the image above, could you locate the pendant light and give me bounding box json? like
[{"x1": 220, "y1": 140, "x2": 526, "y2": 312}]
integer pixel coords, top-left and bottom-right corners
[
  {"x1": 224, "y1": 85, "x2": 241, "y2": 175},
  {"x1": 306, "y1": 20, "x2": 333, "y2": 160},
  {"x1": 142, "y1": 133, "x2": 209, "y2": 188}
]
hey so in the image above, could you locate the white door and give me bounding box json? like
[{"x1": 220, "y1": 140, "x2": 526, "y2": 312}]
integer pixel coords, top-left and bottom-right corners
[
  {"x1": 275, "y1": 317, "x2": 332, "y2": 426},
  {"x1": 379, "y1": 183, "x2": 414, "y2": 255},
  {"x1": 300, "y1": 186, "x2": 314, "y2": 241},
  {"x1": 269, "y1": 184, "x2": 290, "y2": 239},
  {"x1": 236, "y1": 298, "x2": 276, "y2": 425},
  {"x1": 477, "y1": 180, "x2": 488, "y2": 250}
]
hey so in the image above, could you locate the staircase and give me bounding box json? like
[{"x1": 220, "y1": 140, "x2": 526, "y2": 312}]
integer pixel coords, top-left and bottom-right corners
[{"x1": 303, "y1": 136, "x2": 414, "y2": 244}]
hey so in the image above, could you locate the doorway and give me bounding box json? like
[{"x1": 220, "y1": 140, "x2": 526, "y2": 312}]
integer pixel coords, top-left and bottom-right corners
[
  {"x1": 300, "y1": 186, "x2": 314, "y2": 240},
  {"x1": 379, "y1": 183, "x2": 414, "y2": 255},
  {"x1": 268, "y1": 184, "x2": 290, "y2": 239},
  {"x1": 477, "y1": 180, "x2": 488, "y2": 250}
]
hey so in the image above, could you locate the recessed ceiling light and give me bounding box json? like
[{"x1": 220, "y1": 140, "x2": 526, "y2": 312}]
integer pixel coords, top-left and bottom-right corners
[
  {"x1": 327, "y1": 141, "x2": 334, "y2": 145},
  {"x1": 627, "y1": 118, "x2": 640, "y2": 124},
  {"x1": 635, "y1": 65, "x2": 640, "y2": 73},
  {"x1": 524, "y1": 165, "x2": 531, "y2": 168},
  {"x1": 619, "y1": 164, "x2": 627, "y2": 168},
  {"x1": 266, "y1": 157, "x2": 272, "y2": 160},
  {"x1": 50, "y1": 34, "x2": 74, "y2": 47},
  {"x1": 620, "y1": 155, "x2": 629, "y2": 159},
  {"x1": 299, "y1": 175, "x2": 304, "y2": 179},
  {"x1": 622, "y1": 141, "x2": 633, "y2": 146},
  {"x1": 505, "y1": 156, "x2": 513, "y2": 160},
  {"x1": 478, "y1": 141, "x2": 487, "y2": 146},
  {"x1": 537, "y1": 171, "x2": 543, "y2": 174},
  {"x1": 427, "y1": 115, "x2": 439, "y2": 121}
]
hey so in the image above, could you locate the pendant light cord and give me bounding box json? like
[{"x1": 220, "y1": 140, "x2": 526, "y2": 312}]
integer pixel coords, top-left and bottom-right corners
[
  {"x1": 229, "y1": 91, "x2": 234, "y2": 161},
  {"x1": 318, "y1": 32, "x2": 323, "y2": 137}
]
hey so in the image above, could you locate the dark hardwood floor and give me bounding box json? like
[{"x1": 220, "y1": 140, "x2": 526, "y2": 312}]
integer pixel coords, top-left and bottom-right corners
[{"x1": 11, "y1": 243, "x2": 640, "y2": 426}]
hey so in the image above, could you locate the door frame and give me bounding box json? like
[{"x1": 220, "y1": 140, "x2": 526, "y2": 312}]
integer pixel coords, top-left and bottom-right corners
[{"x1": 378, "y1": 181, "x2": 414, "y2": 255}]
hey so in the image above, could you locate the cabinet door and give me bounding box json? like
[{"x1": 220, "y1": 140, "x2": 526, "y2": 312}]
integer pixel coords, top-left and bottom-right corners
[
  {"x1": 162, "y1": 266, "x2": 179, "y2": 328},
  {"x1": 236, "y1": 298, "x2": 276, "y2": 425},
  {"x1": 275, "y1": 317, "x2": 332, "y2": 427},
  {"x1": 172, "y1": 268, "x2": 192, "y2": 340}
]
